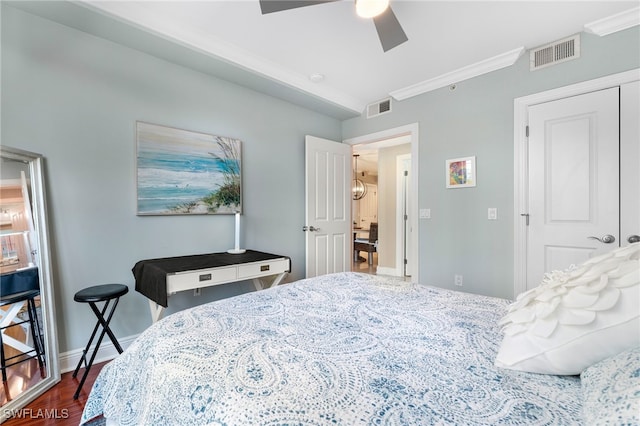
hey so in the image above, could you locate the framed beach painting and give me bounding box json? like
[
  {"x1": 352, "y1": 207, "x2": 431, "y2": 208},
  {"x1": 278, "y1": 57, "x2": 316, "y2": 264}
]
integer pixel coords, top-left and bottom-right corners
[
  {"x1": 446, "y1": 156, "x2": 476, "y2": 189},
  {"x1": 136, "y1": 122, "x2": 242, "y2": 215}
]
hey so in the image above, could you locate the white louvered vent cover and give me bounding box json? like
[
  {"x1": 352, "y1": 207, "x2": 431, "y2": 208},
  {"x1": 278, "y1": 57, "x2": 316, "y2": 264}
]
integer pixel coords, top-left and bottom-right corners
[
  {"x1": 530, "y1": 35, "x2": 580, "y2": 71},
  {"x1": 366, "y1": 97, "x2": 392, "y2": 119}
]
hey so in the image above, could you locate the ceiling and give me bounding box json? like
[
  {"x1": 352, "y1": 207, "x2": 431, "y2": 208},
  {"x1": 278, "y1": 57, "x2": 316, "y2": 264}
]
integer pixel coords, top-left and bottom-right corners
[{"x1": 10, "y1": 1, "x2": 639, "y2": 121}]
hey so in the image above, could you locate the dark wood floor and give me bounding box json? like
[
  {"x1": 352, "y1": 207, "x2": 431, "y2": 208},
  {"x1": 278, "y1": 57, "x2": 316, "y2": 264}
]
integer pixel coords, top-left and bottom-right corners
[{"x1": 3, "y1": 361, "x2": 107, "y2": 426}]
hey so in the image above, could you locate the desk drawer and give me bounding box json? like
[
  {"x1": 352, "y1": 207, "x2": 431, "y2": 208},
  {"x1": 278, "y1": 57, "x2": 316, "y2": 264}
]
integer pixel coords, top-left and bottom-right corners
[
  {"x1": 238, "y1": 258, "x2": 289, "y2": 279},
  {"x1": 167, "y1": 266, "x2": 237, "y2": 294}
]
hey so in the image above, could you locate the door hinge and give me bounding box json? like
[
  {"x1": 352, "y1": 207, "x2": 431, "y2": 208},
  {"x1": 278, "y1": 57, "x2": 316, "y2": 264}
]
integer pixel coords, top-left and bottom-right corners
[
  {"x1": 520, "y1": 213, "x2": 530, "y2": 226},
  {"x1": 404, "y1": 258, "x2": 408, "y2": 265},
  {"x1": 525, "y1": 125, "x2": 529, "y2": 137},
  {"x1": 404, "y1": 170, "x2": 408, "y2": 176}
]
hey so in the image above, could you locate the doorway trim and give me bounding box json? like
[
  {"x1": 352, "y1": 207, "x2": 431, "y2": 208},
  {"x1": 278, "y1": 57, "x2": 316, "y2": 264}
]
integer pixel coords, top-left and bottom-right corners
[
  {"x1": 344, "y1": 122, "x2": 419, "y2": 283},
  {"x1": 513, "y1": 68, "x2": 639, "y2": 297},
  {"x1": 397, "y1": 153, "x2": 411, "y2": 277}
]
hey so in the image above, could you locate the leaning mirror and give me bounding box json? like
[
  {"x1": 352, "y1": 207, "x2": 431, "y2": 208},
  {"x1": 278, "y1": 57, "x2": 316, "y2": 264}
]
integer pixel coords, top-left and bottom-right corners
[{"x1": 1, "y1": 147, "x2": 60, "y2": 421}]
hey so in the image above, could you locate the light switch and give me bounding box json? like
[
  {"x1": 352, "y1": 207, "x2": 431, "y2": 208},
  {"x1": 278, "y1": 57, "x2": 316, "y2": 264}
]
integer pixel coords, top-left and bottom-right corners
[
  {"x1": 420, "y1": 208, "x2": 431, "y2": 219},
  {"x1": 488, "y1": 208, "x2": 497, "y2": 220}
]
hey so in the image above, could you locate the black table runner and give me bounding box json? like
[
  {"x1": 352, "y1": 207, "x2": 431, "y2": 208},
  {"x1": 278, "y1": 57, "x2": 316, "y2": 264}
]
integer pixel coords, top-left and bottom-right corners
[{"x1": 133, "y1": 250, "x2": 289, "y2": 307}]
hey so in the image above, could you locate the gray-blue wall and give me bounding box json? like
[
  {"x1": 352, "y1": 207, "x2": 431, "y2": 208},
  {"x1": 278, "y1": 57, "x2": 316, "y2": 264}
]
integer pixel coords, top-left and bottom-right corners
[
  {"x1": 2, "y1": 3, "x2": 639, "y2": 355},
  {"x1": 343, "y1": 27, "x2": 640, "y2": 299},
  {"x1": 1, "y1": 5, "x2": 341, "y2": 352}
]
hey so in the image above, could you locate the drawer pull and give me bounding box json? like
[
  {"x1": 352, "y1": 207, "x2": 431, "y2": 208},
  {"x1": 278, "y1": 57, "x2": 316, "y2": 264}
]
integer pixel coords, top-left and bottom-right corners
[
  {"x1": 199, "y1": 273, "x2": 212, "y2": 282},
  {"x1": 260, "y1": 265, "x2": 270, "y2": 272}
]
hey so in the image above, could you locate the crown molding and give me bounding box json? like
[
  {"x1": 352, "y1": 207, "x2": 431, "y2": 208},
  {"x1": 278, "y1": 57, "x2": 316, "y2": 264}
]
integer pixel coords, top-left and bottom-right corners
[
  {"x1": 584, "y1": 6, "x2": 640, "y2": 36},
  {"x1": 389, "y1": 47, "x2": 525, "y2": 101}
]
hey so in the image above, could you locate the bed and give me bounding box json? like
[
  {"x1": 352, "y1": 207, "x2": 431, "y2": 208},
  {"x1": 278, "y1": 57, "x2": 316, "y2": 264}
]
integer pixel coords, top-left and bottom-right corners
[{"x1": 80, "y1": 271, "x2": 598, "y2": 425}]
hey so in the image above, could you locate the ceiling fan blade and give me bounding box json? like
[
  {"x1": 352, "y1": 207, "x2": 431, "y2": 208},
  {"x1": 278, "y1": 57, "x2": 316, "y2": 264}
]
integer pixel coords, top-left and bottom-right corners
[
  {"x1": 259, "y1": 0, "x2": 338, "y2": 15},
  {"x1": 373, "y1": 6, "x2": 408, "y2": 52}
]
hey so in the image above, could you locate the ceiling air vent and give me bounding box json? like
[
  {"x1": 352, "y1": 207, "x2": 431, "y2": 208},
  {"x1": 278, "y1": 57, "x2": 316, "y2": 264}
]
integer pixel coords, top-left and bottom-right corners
[
  {"x1": 530, "y1": 34, "x2": 580, "y2": 71},
  {"x1": 366, "y1": 97, "x2": 392, "y2": 119}
]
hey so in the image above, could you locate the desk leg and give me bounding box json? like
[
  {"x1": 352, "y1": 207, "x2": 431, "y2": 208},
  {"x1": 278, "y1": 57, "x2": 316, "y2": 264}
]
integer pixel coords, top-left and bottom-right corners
[
  {"x1": 252, "y1": 272, "x2": 287, "y2": 291},
  {"x1": 149, "y1": 300, "x2": 165, "y2": 324}
]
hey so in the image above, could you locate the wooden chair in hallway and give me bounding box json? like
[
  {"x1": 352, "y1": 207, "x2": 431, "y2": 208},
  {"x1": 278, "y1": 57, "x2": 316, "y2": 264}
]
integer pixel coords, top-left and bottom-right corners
[{"x1": 354, "y1": 222, "x2": 378, "y2": 265}]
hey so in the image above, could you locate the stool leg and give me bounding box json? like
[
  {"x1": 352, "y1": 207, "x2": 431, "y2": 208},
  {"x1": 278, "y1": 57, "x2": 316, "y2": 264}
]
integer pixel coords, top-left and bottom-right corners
[
  {"x1": 0, "y1": 329, "x2": 7, "y2": 383},
  {"x1": 72, "y1": 301, "x2": 110, "y2": 379},
  {"x1": 88, "y1": 298, "x2": 123, "y2": 353},
  {"x1": 30, "y1": 297, "x2": 46, "y2": 359},
  {"x1": 73, "y1": 297, "x2": 123, "y2": 399},
  {"x1": 26, "y1": 298, "x2": 44, "y2": 369}
]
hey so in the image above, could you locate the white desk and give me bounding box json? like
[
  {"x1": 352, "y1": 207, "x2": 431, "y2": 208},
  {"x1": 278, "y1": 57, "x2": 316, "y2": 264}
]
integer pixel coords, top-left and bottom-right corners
[{"x1": 133, "y1": 250, "x2": 290, "y2": 323}]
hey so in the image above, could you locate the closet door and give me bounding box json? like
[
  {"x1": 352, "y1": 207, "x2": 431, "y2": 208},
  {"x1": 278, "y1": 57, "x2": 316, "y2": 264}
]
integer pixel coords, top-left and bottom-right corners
[
  {"x1": 527, "y1": 87, "x2": 620, "y2": 289},
  {"x1": 620, "y1": 81, "x2": 640, "y2": 246}
]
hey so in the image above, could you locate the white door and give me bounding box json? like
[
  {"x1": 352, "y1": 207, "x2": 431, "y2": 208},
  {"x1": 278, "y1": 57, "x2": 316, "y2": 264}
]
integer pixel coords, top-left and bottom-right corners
[
  {"x1": 305, "y1": 135, "x2": 352, "y2": 278},
  {"x1": 358, "y1": 184, "x2": 378, "y2": 229},
  {"x1": 403, "y1": 159, "x2": 412, "y2": 277},
  {"x1": 527, "y1": 87, "x2": 620, "y2": 290},
  {"x1": 620, "y1": 81, "x2": 640, "y2": 247},
  {"x1": 397, "y1": 154, "x2": 412, "y2": 277}
]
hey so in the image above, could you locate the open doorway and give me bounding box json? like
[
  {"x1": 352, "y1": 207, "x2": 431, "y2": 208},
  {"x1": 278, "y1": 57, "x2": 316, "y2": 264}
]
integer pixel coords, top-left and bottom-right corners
[
  {"x1": 345, "y1": 123, "x2": 419, "y2": 281},
  {"x1": 351, "y1": 147, "x2": 379, "y2": 274}
]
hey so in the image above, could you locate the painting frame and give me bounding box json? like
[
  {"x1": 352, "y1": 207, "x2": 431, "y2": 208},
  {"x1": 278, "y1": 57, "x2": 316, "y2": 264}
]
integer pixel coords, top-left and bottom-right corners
[
  {"x1": 446, "y1": 156, "x2": 476, "y2": 189},
  {"x1": 136, "y1": 121, "x2": 242, "y2": 215}
]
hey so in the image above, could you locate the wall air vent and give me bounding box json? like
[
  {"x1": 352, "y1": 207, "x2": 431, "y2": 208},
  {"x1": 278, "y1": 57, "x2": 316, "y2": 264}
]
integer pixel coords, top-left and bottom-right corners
[
  {"x1": 366, "y1": 97, "x2": 392, "y2": 119},
  {"x1": 530, "y1": 34, "x2": 580, "y2": 71}
]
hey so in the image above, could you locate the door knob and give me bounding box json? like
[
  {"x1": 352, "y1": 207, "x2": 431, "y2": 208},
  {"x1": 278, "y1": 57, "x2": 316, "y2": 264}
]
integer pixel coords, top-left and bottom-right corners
[
  {"x1": 588, "y1": 234, "x2": 616, "y2": 244},
  {"x1": 302, "y1": 226, "x2": 321, "y2": 232},
  {"x1": 628, "y1": 235, "x2": 640, "y2": 244}
]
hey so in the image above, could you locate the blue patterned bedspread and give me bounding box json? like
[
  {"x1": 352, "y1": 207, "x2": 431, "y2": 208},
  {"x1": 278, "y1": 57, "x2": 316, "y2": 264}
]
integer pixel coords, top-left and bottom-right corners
[{"x1": 81, "y1": 273, "x2": 582, "y2": 425}]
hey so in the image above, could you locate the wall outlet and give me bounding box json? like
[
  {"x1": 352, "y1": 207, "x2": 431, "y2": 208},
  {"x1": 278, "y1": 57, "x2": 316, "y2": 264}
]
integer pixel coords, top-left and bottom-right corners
[
  {"x1": 194, "y1": 288, "x2": 201, "y2": 296},
  {"x1": 488, "y1": 208, "x2": 498, "y2": 220},
  {"x1": 419, "y1": 208, "x2": 431, "y2": 219},
  {"x1": 454, "y1": 275, "x2": 463, "y2": 287}
]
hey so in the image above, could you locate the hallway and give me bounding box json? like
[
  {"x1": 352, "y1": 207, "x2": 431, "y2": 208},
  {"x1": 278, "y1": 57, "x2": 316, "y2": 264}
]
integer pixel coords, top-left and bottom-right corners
[{"x1": 352, "y1": 252, "x2": 378, "y2": 275}]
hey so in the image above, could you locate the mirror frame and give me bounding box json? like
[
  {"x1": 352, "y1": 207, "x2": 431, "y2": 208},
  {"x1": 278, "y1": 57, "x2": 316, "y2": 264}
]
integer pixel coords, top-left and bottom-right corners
[{"x1": 1, "y1": 146, "x2": 60, "y2": 422}]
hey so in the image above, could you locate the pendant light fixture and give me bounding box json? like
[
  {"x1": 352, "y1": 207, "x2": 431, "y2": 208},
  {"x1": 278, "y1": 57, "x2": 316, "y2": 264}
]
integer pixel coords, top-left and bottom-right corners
[{"x1": 352, "y1": 154, "x2": 368, "y2": 200}]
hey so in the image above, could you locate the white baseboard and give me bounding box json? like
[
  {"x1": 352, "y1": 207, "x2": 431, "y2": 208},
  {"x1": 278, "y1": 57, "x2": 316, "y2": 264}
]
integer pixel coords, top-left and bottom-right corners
[
  {"x1": 59, "y1": 333, "x2": 139, "y2": 373},
  {"x1": 376, "y1": 266, "x2": 402, "y2": 277}
]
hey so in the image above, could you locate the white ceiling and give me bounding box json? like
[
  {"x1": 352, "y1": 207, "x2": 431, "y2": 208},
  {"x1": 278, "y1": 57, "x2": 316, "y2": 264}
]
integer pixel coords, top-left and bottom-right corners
[
  {"x1": 11, "y1": 0, "x2": 638, "y2": 120},
  {"x1": 75, "y1": 0, "x2": 638, "y2": 117}
]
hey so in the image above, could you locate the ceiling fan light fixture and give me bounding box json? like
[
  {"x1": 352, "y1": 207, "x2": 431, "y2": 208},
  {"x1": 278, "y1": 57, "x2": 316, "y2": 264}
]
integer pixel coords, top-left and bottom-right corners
[{"x1": 356, "y1": 0, "x2": 389, "y2": 18}]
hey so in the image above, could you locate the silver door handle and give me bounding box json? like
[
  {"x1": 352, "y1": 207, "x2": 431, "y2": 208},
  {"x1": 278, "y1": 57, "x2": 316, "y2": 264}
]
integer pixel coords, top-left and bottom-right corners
[
  {"x1": 628, "y1": 235, "x2": 640, "y2": 244},
  {"x1": 302, "y1": 226, "x2": 321, "y2": 232},
  {"x1": 588, "y1": 234, "x2": 616, "y2": 244}
]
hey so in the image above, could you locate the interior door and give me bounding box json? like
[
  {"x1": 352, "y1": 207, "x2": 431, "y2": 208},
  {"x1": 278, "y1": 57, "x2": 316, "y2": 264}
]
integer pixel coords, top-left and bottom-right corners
[
  {"x1": 526, "y1": 87, "x2": 620, "y2": 290},
  {"x1": 401, "y1": 157, "x2": 412, "y2": 277},
  {"x1": 620, "y1": 81, "x2": 640, "y2": 247},
  {"x1": 304, "y1": 136, "x2": 351, "y2": 278}
]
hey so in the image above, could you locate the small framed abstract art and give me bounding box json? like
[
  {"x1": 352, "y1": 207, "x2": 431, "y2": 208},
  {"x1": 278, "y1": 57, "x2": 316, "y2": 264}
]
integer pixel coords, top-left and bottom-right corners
[
  {"x1": 446, "y1": 156, "x2": 476, "y2": 189},
  {"x1": 136, "y1": 121, "x2": 242, "y2": 215}
]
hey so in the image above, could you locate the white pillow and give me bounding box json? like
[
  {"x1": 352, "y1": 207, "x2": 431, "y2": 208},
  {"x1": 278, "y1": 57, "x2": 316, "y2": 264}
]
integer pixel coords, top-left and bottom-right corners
[
  {"x1": 580, "y1": 346, "x2": 640, "y2": 425},
  {"x1": 495, "y1": 243, "x2": 640, "y2": 375}
]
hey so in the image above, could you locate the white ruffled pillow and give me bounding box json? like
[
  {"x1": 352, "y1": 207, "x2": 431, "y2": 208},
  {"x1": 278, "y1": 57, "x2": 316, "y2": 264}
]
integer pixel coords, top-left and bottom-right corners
[{"x1": 495, "y1": 243, "x2": 640, "y2": 375}]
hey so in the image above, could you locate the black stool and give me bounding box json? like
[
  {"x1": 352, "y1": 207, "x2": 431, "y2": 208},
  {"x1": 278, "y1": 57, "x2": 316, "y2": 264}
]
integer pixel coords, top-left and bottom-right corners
[
  {"x1": 0, "y1": 290, "x2": 45, "y2": 382},
  {"x1": 72, "y1": 283, "x2": 128, "y2": 399}
]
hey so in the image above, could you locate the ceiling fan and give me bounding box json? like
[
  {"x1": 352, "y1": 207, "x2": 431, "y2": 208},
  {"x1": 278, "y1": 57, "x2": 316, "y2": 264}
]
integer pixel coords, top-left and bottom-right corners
[{"x1": 259, "y1": 0, "x2": 408, "y2": 52}]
